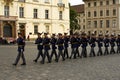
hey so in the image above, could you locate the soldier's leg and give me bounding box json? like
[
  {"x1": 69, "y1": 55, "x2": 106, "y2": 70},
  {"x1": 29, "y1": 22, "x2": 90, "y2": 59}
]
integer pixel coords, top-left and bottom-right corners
[
  {"x1": 76, "y1": 47, "x2": 80, "y2": 57},
  {"x1": 93, "y1": 47, "x2": 96, "y2": 57},
  {"x1": 106, "y1": 47, "x2": 109, "y2": 55},
  {"x1": 57, "y1": 50, "x2": 61, "y2": 61},
  {"x1": 21, "y1": 52, "x2": 26, "y2": 64},
  {"x1": 60, "y1": 50, "x2": 65, "y2": 61},
  {"x1": 89, "y1": 47, "x2": 92, "y2": 57},
  {"x1": 100, "y1": 47, "x2": 103, "y2": 56},
  {"x1": 113, "y1": 47, "x2": 115, "y2": 54},
  {"x1": 70, "y1": 48, "x2": 74, "y2": 59},
  {"x1": 13, "y1": 52, "x2": 21, "y2": 65},
  {"x1": 118, "y1": 46, "x2": 120, "y2": 53},
  {"x1": 66, "y1": 48, "x2": 69, "y2": 58},
  {"x1": 34, "y1": 50, "x2": 41, "y2": 62},
  {"x1": 84, "y1": 48, "x2": 87, "y2": 57},
  {"x1": 41, "y1": 51, "x2": 46, "y2": 64},
  {"x1": 54, "y1": 50, "x2": 58, "y2": 62},
  {"x1": 46, "y1": 50, "x2": 51, "y2": 63},
  {"x1": 50, "y1": 50, "x2": 54, "y2": 61},
  {"x1": 97, "y1": 47, "x2": 100, "y2": 56},
  {"x1": 104, "y1": 47, "x2": 107, "y2": 55}
]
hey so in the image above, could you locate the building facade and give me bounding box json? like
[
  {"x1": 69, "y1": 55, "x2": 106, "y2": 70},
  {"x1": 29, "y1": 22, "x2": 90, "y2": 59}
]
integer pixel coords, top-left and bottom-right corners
[
  {"x1": 0, "y1": 0, "x2": 70, "y2": 39},
  {"x1": 83, "y1": 0, "x2": 120, "y2": 35}
]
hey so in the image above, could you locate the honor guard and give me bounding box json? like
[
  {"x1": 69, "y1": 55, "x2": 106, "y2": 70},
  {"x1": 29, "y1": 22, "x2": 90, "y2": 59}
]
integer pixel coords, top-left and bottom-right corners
[
  {"x1": 50, "y1": 34, "x2": 58, "y2": 62},
  {"x1": 57, "y1": 33, "x2": 65, "y2": 61},
  {"x1": 103, "y1": 34, "x2": 110, "y2": 55},
  {"x1": 41, "y1": 33, "x2": 51, "y2": 64},
  {"x1": 116, "y1": 34, "x2": 120, "y2": 53},
  {"x1": 80, "y1": 32, "x2": 88, "y2": 58},
  {"x1": 89, "y1": 33, "x2": 96, "y2": 57},
  {"x1": 96, "y1": 34, "x2": 103, "y2": 56},
  {"x1": 63, "y1": 33, "x2": 69, "y2": 59},
  {"x1": 110, "y1": 34, "x2": 116, "y2": 54},
  {"x1": 33, "y1": 33, "x2": 43, "y2": 63},
  {"x1": 76, "y1": 34, "x2": 81, "y2": 57},
  {"x1": 13, "y1": 33, "x2": 26, "y2": 66}
]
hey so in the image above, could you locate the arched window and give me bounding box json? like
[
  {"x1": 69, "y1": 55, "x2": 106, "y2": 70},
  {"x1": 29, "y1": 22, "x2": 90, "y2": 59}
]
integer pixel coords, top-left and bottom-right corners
[{"x1": 3, "y1": 24, "x2": 12, "y2": 37}]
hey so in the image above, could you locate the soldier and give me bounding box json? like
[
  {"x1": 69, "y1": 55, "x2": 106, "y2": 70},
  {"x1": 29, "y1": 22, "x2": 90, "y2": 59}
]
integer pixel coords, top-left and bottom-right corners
[
  {"x1": 103, "y1": 34, "x2": 110, "y2": 55},
  {"x1": 80, "y1": 32, "x2": 88, "y2": 58},
  {"x1": 33, "y1": 33, "x2": 43, "y2": 63},
  {"x1": 41, "y1": 33, "x2": 51, "y2": 64},
  {"x1": 63, "y1": 33, "x2": 69, "y2": 59},
  {"x1": 50, "y1": 34, "x2": 58, "y2": 62},
  {"x1": 69, "y1": 34, "x2": 78, "y2": 59},
  {"x1": 110, "y1": 34, "x2": 116, "y2": 54},
  {"x1": 13, "y1": 33, "x2": 26, "y2": 66},
  {"x1": 57, "y1": 33, "x2": 65, "y2": 61},
  {"x1": 76, "y1": 34, "x2": 81, "y2": 57},
  {"x1": 116, "y1": 34, "x2": 120, "y2": 53},
  {"x1": 96, "y1": 34, "x2": 103, "y2": 56},
  {"x1": 89, "y1": 33, "x2": 96, "y2": 57}
]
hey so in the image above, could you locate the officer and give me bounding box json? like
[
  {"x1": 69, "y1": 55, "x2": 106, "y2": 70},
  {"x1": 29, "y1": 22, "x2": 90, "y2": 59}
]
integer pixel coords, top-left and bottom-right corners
[
  {"x1": 116, "y1": 34, "x2": 120, "y2": 53},
  {"x1": 76, "y1": 34, "x2": 81, "y2": 57},
  {"x1": 110, "y1": 34, "x2": 116, "y2": 54},
  {"x1": 33, "y1": 33, "x2": 43, "y2": 63},
  {"x1": 41, "y1": 33, "x2": 51, "y2": 64},
  {"x1": 69, "y1": 34, "x2": 78, "y2": 59},
  {"x1": 50, "y1": 34, "x2": 58, "y2": 62},
  {"x1": 63, "y1": 33, "x2": 69, "y2": 59},
  {"x1": 89, "y1": 33, "x2": 96, "y2": 57},
  {"x1": 96, "y1": 33, "x2": 103, "y2": 56},
  {"x1": 103, "y1": 34, "x2": 109, "y2": 55},
  {"x1": 57, "y1": 33, "x2": 65, "y2": 61},
  {"x1": 80, "y1": 32, "x2": 88, "y2": 58},
  {"x1": 13, "y1": 33, "x2": 26, "y2": 66}
]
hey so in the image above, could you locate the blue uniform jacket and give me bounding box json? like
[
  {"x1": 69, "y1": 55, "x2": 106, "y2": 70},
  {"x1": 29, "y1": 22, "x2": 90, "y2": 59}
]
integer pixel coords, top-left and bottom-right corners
[
  {"x1": 89, "y1": 38, "x2": 96, "y2": 47},
  {"x1": 43, "y1": 37, "x2": 50, "y2": 50},
  {"x1": 110, "y1": 38, "x2": 115, "y2": 47},
  {"x1": 103, "y1": 38, "x2": 109, "y2": 47},
  {"x1": 64, "y1": 37, "x2": 69, "y2": 48},
  {"x1": 70, "y1": 37, "x2": 78, "y2": 48},
  {"x1": 116, "y1": 38, "x2": 120, "y2": 46},
  {"x1": 50, "y1": 37, "x2": 57, "y2": 50},
  {"x1": 35, "y1": 37, "x2": 43, "y2": 50},
  {"x1": 57, "y1": 38, "x2": 64, "y2": 50},
  {"x1": 17, "y1": 37, "x2": 25, "y2": 52},
  {"x1": 96, "y1": 38, "x2": 103, "y2": 47},
  {"x1": 81, "y1": 37, "x2": 88, "y2": 48}
]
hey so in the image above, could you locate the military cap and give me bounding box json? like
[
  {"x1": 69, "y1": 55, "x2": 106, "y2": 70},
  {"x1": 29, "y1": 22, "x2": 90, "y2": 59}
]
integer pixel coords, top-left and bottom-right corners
[
  {"x1": 52, "y1": 33, "x2": 56, "y2": 36},
  {"x1": 58, "y1": 33, "x2": 62, "y2": 35},
  {"x1": 37, "y1": 32, "x2": 42, "y2": 35},
  {"x1": 118, "y1": 33, "x2": 120, "y2": 36},
  {"x1": 44, "y1": 32, "x2": 48, "y2": 35},
  {"x1": 64, "y1": 33, "x2": 68, "y2": 35},
  {"x1": 18, "y1": 33, "x2": 22, "y2": 35}
]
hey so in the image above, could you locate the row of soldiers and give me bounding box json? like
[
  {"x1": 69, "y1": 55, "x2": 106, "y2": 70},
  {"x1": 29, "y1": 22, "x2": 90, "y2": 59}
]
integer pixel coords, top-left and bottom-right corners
[{"x1": 13, "y1": 32, "x2": 120, "y2": 66}]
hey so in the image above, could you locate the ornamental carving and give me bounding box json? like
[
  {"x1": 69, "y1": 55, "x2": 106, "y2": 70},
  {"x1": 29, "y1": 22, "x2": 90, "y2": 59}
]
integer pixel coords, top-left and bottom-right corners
[{"x1": 3, "y1": 0, "x2": 14, "y2": 4}]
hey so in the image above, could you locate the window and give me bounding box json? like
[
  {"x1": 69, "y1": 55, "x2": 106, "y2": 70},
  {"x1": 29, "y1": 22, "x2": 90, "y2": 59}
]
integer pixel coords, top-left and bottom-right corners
[
  {"x1": 94, "y1": 11, "x2": 97, "y2": 17},
  {"x1": 34, "y1": 25, "x2": 38, "y2": 34},
  {"x1": 19, "y1": 7, "x2": 24, "y2": 18},
  {"x1": 45, "y1": 10, "x2": 49, "y2": 19},
  {"x1": 94, "y1": 2, "x2": 97, "y2": 6},
  {"x1": 3, "y1": 24, "x2": 12, "y2": 37},
  {"x1": 18, "y1": 0, "x2": 25, "y2": 2},
  {"x1": 83, "y1": 25, "x2": 85, "y2": 29},
  {"x1": 100, "y1": 1, "x2": 103, "y2": 6},
  {"x1": 112, "y1": 20, "x2": 116, "y2": 28},
  {"x1": 88, "y1": 3, "x2": 91, "y2": 7},
  {"x1": 33, "y1": 9, "x2": 38, "y2": 18},
  {"x1": 113, "y1": 0, "x2": 116, "y2": 4},
  {"x1": 100, "y1": 20, "x2": 103, "y2": 28},
  {"x1": 59, "y1": 11, "x2": 62, "y2": 20},
  {"x1": 106, "y1": 20, "x2": 110, "y2": 28},
  {"x1": 88, "y1": 21, "x2": 91, "y2": 28},
  {"x1": 45, "y1": 0, "x2": 49, "y2": 3},
  {"x1": 94, "y1": 21, "x2": 97, "y2": 28},
  {"x1": 106, "y1": 10, "x2": 109, "y2": 16},
  {"x1": 4, "y1": 6, "x2": 9, "y2": 17},
  {"x1": 113, "y1": 9, "x2": 116, "y2": 16},
  {"x1": 33, "y1": 0, "x2": 38, "y2": 2},
  {"x1": 88, "y1": 12, "x2": 91, "y2": 17},
  {"x1": 46, "y1": 26, "x2": 49, "y2": 33},
  {"x1": 58, "y1": 0, "x2": 62, "y2": 3},
  {"x1": 100, "y1": 10, "x2": 103, "y2": 16},
  {"x1": 106, "y1": 0, "x2": 109, "y2": 5}
]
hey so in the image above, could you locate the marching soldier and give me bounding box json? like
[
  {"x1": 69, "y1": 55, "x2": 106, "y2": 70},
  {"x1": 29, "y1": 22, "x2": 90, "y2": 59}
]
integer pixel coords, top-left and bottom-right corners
[
  {"x1": 50, "y1": 34, "x2": 58, "y2": 62},
  {"x1": 103, "y1": 34, "x2": 110, "y2": 55},
  {"x1": 110, "y1": 34, "x2": 116, "y2": 54},
  {"x1": 116, "y1": 34, "x2": 120, "y2": 53},
  {"x1": 63, "y1": 33, "x2": 69, "y2": 59},
  {"x1": 41, "y1": 33, "x2": 51, "y2": 64},
  {"x1": 80, "y1": 32, "x2": 88, "y2": 58},
  {"x1": 33, "y1": 33, "x2": 43, "y2": 63},
  {"x1": 76, "y1": 34, "x2": 81, "y2": 57},
  {"x1": 89, "y1": 33, "x2": 96, "y2": 57},
  {"x1": 96, "y1": 34, "x2": 103, "y2": 56},
  {"x1": 13, "y1": 33, "x2": 26, "y2": 66},
  {"x1": 57, "y1": 33, "x2": 65, "y2": 61},
  {"x1": 69, "y1": 34, "x2": 78, "y2": 59}
]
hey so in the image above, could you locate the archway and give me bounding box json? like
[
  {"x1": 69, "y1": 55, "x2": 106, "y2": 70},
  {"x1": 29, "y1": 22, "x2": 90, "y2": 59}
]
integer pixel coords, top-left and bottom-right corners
[{"x1": 3, "y1": 24, "x2": 12, "y2": 37}]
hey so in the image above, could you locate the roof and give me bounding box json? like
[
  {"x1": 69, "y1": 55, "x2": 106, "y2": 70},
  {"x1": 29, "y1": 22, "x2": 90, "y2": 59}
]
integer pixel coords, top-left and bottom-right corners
[{"x1": 70, "y1": 4, "x2": 85, "y2": 13}]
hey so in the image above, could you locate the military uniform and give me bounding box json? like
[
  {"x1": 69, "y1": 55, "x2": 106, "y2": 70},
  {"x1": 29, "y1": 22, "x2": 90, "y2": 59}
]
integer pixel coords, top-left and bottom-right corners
[
  {"x1": 41, "y1": 33, "x2": 51, "y2": 64},
  {"x1": 116, "y1": 34, "x2": 120, "y2": 53},
  {"x1": 57, "y1": 33, "x2": 65, "y2": 61},
  {"x1": 96, "y1": 34, "x2": 103, "y2": 56},
  {"x1": 110, "y1": 34, "x2": 116, "y2": 54},
  {"x1": 50, "y1": 34, "x2": 58, "y2": 62},
  {"x1": 63, "y1": 33, "x2": 69, "y2": 59},
  {"x1": 13, "y1": 33, "x2": 26, "y2": 66},
  {"x1": 103, "y1": 35, "x2": 109, "y2": 55},
  {"x1": 76, "y1": 35, "x2": 81, "y2": 57},
  {"x1": 33, "y1": 33, "x2": 43, "y2": 63}
]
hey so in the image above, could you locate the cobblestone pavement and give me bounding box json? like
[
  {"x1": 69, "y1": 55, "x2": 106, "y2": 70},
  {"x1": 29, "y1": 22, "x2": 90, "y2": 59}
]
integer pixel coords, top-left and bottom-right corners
[{"x1": 0, "y1": 43, "x2": 120, "y2": 80}]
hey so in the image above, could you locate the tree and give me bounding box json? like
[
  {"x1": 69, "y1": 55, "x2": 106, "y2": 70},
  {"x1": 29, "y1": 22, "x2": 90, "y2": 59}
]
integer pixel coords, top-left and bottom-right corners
[{"x1": 70, "y1": 9, "x2": 79, "y2": 35}]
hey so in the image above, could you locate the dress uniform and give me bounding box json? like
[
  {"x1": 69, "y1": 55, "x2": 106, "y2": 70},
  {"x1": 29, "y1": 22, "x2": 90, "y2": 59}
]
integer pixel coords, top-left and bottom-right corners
[
  {"x1": 57, "y1": 33, "x2": 65, "y2": 61},
  {"x1": 13, "y1": 33, "x2": 26, "y2": 66},
  {"x1": 110, "y1": 34, "x2": 116, "y2": 54},
  {"x1": 63, "y1": 33, "x2": 69, "y2": 59},
  {"x1": 41, "y1": 33, "x2": 51, "y2": 64},
  {"x1": 33, "y1": 33, "x2": 43, "y2": 63},
  {"x1": 116, "y1": 34, "x2": 120, "y2": 53},
  {"x1": 69, "y1": 34, "x2": 78, "y2": 59},
  {"x1": 96, "y1": 34, "x2": 103, "y2": 56},
  {"x1": 103, "y1": 34, "x2": 110, "y2": 55},
  {"x1": 76, "y1": 34, "x2": 81, "y2": 57},
  {"x1": 50, "y1": 34, "x2": 58, "y2": 62},
  {"x1": 80, "y1": 33, "x2": 88, "y2": 58},
  {"x1": 89, "y1": 33, "x2": 96, "y2": 57}
]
